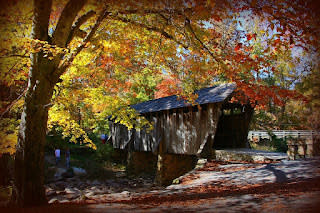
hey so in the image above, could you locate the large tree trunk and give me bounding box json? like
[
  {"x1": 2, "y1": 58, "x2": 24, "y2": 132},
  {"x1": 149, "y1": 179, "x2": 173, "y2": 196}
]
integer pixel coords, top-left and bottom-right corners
[
  {"x1": 12, "y1": 67, "x2": 55, "y2": 206},
  {"x1": 11, "y1": 0, "x2": 55, "y2": 206},
  {"x1": 9, "y1": 0, "x2": 94, "y2": 206}
]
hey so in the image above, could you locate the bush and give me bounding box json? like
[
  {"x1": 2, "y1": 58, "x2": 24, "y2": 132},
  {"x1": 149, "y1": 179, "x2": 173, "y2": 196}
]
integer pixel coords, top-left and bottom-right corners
[
  {"x1": 270, "y1": 134, "x2": 288, "y2": 153},
  {"x1": 250, "y1": 133, "x2": 288, "y2": 153},
  {"x1": 43, "y1": 131, "x2": 123, "y2": 181},
  {"x1": 45, "y1": 134, "x2": 69, "y2": 152},
  {"x1": 95, "y1": 142, "x2": 113, "y2": 162},
  {"x1": 85, "y1": 133, "x2": 113, "y2": 162}
]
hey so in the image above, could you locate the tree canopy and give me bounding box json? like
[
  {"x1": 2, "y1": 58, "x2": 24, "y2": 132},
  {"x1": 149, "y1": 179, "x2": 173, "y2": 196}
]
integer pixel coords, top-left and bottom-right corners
[{"x1": 1, "y1": 0, "x2": 318, "y2": 149}]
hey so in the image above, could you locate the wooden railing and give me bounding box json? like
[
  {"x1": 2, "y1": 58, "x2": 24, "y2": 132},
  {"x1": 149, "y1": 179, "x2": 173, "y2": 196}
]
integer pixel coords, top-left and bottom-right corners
[{"x1": 248, "y1": 130, "x2": 320, "y2": 141}]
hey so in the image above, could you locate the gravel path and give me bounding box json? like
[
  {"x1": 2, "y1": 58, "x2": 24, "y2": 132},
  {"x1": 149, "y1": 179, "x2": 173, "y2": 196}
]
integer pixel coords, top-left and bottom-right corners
[{"x1": 168, "y1": 158, "x2": 320, "y2": 190}]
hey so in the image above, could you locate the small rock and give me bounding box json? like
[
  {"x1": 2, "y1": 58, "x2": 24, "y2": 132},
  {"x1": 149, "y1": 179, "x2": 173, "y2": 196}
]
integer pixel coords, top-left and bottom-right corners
[
  {"x1": 65, "y1": 193, "x2": 79, "y2": 200},
  {"x1": 90, "y1": 186, "x2": 98, "y2": 191},
  {"x1": 65, "y1": 187, "x2": 79, "y2": 194},
  {"x1": 120, "y1": 191, "x2": 130, "y2": 196},
  {"x1": 56, "y1": 190, "x2": 66, "y2": 195},
  {"x1": 48, "y1": 198, "x2": 59, "y2": 204},
  {"x1": 73, "y1": 187, "x2": 80, "y2": 191},
  {"x1": 46, "y1": 187, "x2": 53, "y2": 192},
  {"x1": 197, "y1": 159, "x2": 207, "y2": 165},
  {"x1": 72, "y1": 167, "x2": 87, "y2": 176},
  {"x1": 46, "y1": 190, "x2": 57, "y2": 196},
  {"x1": 110, "y1": 191, "x2": 131, "y2": 200},
  {"x1": 85, "y1": 191, "x2": 95, "y2": 197}
]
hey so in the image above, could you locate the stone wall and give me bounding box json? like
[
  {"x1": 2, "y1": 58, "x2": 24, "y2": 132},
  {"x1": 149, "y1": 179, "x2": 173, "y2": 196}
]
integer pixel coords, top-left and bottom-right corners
[
  {"x1": 125, "y1": 150, "x2": 198, "y2": 186},
  {"x1": 155, "y1": 152, "x2": 198, "y2": 186},
  {"x1": 126, "y1": 151, "x2": 158, "y2": 176},
  {"x1": 287, "y1": 137, "x2": 320, "y2": 160}
]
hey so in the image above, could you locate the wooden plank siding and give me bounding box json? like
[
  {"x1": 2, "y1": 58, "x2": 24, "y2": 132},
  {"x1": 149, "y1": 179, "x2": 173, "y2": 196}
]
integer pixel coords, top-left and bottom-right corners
[
  {"x1": 109, "y1": 122, "x2": 133, "y2": 150},
  {"x1": 109, "y1": 103, "x2": 221, "y2": 155}
]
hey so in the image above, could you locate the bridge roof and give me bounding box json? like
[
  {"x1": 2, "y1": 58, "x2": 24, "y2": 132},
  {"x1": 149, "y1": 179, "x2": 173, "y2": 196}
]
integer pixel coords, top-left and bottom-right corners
[{"x1": 131, "y1": 83, "x2": 236, "y2": 114}]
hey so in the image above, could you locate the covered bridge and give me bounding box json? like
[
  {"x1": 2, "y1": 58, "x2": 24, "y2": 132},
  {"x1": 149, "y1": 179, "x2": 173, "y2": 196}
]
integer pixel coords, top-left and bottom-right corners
[{"x1": 109, "y1": 83, "x2": 254, "y2": 185}]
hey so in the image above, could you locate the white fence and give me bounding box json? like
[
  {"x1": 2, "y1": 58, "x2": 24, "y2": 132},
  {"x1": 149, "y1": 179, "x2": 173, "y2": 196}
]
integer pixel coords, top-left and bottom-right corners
[{"x1": 248, "y1": 130, "x2": 320, "y2": 141}]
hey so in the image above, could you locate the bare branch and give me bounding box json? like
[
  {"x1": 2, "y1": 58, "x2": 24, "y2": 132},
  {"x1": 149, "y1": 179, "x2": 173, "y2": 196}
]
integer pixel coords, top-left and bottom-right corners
[
  {"x1": 116, "y1": 8, "x2": 186, "y2": 16},
  {"x1": 7, "y1": 61, "x2": 19, "y2": 73},
  {"x1": 184, "y1": 18, "x2": 219, "y2": 63},
  {"x1": 0, "y1": 87, "x2": 27, "y2": 120},
  {"x1": 66, "y1": 10, "x2": 96, "y2": 46},
  {"x1": 109, "y1": 15, "x2": 189, "y2": 49}
]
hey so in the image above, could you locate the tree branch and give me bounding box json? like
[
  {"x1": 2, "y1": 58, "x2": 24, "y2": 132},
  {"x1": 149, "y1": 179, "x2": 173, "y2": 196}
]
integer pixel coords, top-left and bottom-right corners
[
  {"x1": 116, "y1": 8, "x2": 187, "y2": 16},
  {"x1": 52, "y1": 0, "x2": 87, "y2": 47},
  {"x1": 32, "y1": 0, "x2": 52, "y2": 41},
  {"x1": 158, "y1": 12, "x2": 190, "y2": 42},
  {"x1": 56, "y1": 8, "x2": 110, "y2": 76},
  {"x1": 66, "y1": 10, "x2": 96, "y2": 46},
  {"x1": 184, "y1": 18, "x2": 219, "y2": 63},
  {"x1": 109, "y1": 15, "x2": 189, "y2": 49},
  {"x1": 0, "y1": 87, "x2": 27, "y2": 120}
]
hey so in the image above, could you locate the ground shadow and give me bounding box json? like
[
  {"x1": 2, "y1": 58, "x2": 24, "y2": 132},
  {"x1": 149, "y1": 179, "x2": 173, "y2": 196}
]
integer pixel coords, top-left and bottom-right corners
[{"x1": 265, "y1": 164, "x2": 288, "y2": 183}]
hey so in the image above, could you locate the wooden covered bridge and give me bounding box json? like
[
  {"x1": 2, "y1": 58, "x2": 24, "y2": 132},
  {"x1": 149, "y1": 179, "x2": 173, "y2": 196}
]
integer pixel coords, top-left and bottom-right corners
[{"x1": 109, "y1": 83, "x2": 254, "y2": 185}]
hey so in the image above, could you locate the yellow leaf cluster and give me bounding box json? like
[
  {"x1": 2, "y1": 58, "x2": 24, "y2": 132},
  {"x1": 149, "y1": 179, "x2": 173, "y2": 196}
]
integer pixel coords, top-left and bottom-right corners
[
  {"x1": 0, "y1": 118, "x2": 19, "y2": 155},
  {"x1": 48, "y1": 104, "x2": 96, "y2": 150},
  {"x1": 0, "y1": 132, "x2": 17, "y2": 155},
  {"x1": 27, "y1": 38, "x2": 69, "y2": 59}
]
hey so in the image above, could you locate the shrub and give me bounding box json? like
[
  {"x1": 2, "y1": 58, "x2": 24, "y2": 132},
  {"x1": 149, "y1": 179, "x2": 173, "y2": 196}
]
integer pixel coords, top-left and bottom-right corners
[
  {"x1": 270, "y1": 134, "x2": 288, "y2": 153},
  {"x1": 95, "y1": 142, "x2": 113, "y2": 162}
]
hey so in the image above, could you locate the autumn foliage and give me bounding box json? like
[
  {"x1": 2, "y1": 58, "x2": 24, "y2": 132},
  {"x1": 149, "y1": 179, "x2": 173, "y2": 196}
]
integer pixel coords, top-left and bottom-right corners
[{"x1": 0, "y1": 0, "x2": 319, "y2": 154}]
